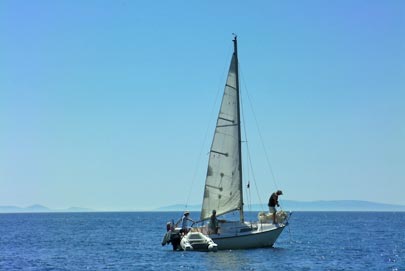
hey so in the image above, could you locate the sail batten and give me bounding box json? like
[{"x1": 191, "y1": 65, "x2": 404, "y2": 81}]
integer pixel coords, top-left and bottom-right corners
[{"x1": 200, "y1": 45, "x2": 243, "y2": 221}]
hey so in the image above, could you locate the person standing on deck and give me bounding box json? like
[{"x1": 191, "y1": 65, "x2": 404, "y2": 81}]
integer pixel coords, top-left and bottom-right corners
[{"x1": 268, "y1": 190, "x2": 283, "y2": 224}]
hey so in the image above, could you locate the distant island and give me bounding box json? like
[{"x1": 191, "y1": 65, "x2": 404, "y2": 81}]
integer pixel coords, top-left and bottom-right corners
[
  {"x1": 1, "y1": 200, "x2": 405, "y2": 213},
  {"x1": 156, "y1": 200, "x2": 405, "y2": 212}
]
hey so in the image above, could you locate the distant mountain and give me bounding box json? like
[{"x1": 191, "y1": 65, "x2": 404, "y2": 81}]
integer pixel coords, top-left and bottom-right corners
[
  {"x1": 2, "y1": 200, "x2": 404, "y2": 213},
  {"x1": 156, "y1": 200, "x2": 405, "y2": 212},
  {"x1": 0, "y1": 205, "x2": 94, "y2": 213},
  {"x1": 279, "y1": 200, "x2": 405, "y2": 211}
]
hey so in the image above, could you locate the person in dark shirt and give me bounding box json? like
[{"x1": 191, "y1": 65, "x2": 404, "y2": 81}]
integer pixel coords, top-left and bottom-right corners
[
  {"x1": 268, "y1": 190, "x2": 283, "y2": 224},
  {"x1": 209, "y1": 210, "x2": 219, "y2": 234}
]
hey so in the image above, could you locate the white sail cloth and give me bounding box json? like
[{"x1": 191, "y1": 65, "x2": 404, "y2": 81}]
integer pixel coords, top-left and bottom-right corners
[{"x1": 200, "y1": 54, "x2": 242, "y2": 221}]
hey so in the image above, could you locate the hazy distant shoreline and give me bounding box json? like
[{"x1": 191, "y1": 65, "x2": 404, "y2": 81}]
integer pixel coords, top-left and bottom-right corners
[
  {"x1": 0, "y1": 204, "x2": 94, "y2": 214},
  {"x1": 156, "y1": 200, "x2": 405, "y2": 212},
  {"x1": 1, "y1": 200, "x2": 405, "y2": 213}
]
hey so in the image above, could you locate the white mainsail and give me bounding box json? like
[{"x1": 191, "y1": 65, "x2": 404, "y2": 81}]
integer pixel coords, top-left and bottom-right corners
[{"x1": 200, "y1": 49, "x2": 243, "y2": 221}]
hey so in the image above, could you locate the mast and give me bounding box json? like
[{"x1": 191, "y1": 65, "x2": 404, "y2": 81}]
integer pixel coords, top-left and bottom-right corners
[
  {"x1": 233, "y1": 35, "x2": 244, "y2": 223},
  {"x1": 200, "y1": 35, "x2": 245, "y2": 221}
]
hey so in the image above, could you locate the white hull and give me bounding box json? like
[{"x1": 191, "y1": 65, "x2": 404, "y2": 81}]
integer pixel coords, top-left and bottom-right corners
[
  {"x1": 196, "y1": 217, "x2": 288, "y2": 250},
  {"x1": 211, "y1": 222, "x2": 285, "y2": 250},
  {"x1": 212, "y1": 225, "x2": 285, "y2": 250}
]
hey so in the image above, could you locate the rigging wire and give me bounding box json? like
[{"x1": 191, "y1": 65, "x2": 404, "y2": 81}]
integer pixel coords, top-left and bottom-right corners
[
  {"x1": 240, "y1": 89, "x2": 252, "y2": 211},
  {"x1": 239, "y1": 66, "x2": 280, "y2": 191},
  {"x1": 239, "y1": 71, "x2": 265, "y2": 212},
  {"x1": 243, "y1": 135, "x2": 252, "y2": 213},
  {"x1": 238, "y1": 62, "x2": 281, "y2": 212}
]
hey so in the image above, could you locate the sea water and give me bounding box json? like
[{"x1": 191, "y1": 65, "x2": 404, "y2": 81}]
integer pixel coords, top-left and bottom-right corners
[{"x1": 0, "y1": 212, "x2": 403, "y2": 270}]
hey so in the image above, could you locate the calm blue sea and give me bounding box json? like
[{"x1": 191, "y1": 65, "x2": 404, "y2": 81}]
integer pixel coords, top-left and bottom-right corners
[{"x1": 0, "y1": 212, "x2": 403, "y2": 270}]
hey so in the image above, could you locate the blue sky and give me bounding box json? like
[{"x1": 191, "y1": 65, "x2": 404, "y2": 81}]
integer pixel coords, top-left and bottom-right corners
[{"x1": 1, "y1": 0, "x2": 404, "y2": 210}]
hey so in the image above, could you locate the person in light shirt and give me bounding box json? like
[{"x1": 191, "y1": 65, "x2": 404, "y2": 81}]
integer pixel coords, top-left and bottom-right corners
[{"x1": 177, "y1": 211, "x2": 194, "y2": 234}]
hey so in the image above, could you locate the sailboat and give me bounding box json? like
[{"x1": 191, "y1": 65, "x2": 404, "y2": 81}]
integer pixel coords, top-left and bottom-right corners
[
  {"x1": 193, "y1": 36, "x2": 290, "y2": 250},
  {"x1": 163, "y1": 36, "x2": 290, "y2": 251}
]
